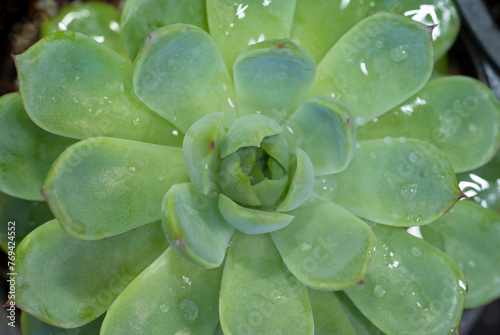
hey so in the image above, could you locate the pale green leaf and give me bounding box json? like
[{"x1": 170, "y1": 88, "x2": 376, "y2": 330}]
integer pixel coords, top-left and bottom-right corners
[
  {"x1": 100, "y1": 248, "x2": 221, "y2": 335},
  {"x1": 162, "y1": 183, "x2": 234, "y2": 268},
  {"x1": 308, "y1": 13, "x2": 433, "y2": 125},
  {"x1": 43, "y1": 137, "x2": 189, "y2": 239},
  {"x1": 272, "y1": 202, "x2": 375, "y2": 290},
  {"x1": 133, "y1": 24, "x2": 235, "y2": 133},
  {"x1": 421, "y1": 200, "x2": 500, "y2": 308},
  {"x1": 345, "y1": 224, "x2": 466, "y2": 335},
  {"x1": 314, "y1": 139, "x2": 462, "y2": 226},
  {"x1": 16, "y1": 31, "x2": 182, "y2": 146},
  {"x1": 220, "y1": 232, "x2": 313, "y2": 334},
  {"x1": 16, "y1": 220, "x2": 167, "y2": 328}
]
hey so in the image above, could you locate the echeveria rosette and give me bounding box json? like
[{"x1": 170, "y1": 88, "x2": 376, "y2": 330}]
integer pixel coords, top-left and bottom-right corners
[{"x1": 2, "y1": 1, "x2": 500, "y2": 335}]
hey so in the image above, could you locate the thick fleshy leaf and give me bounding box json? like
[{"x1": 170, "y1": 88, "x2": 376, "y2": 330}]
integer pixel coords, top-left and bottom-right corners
[
  {"x1": 101, "y1": 248, "x2": 221, "y2": 335},
  {"x1": 218, "y1": 194, "x2": 293, "y2": 234},
  {"x1": 336, "y1": 292, "x2": 385, "y2": 335},
  {"x1": 314, "y1": 139, "x2": 462, "y2": 226},
  {"x1": 277, "y1": 148, "x2": 314, "y2": 212},
  {"x1": 233, "y1": 39, "x2": 315, "y2": 119},
  {"x1": 290, "y1": 0, "x2": 372, "y2": 62},
  {"x1": 220, "y1": 114, "x2": 282, "y2": 158},
  {"x1": 16, "y1": 220, "x2": 168, "y2": 328},
  {"x1": 43, "y1": 137, "x2": 189, "y2": 239},
  {"x1": 162, "y1": 183, "x2": 234, "y2": 268},
  {"x1": 308, "y1": 13, "x2": 433, "y2": 125},
  {"x1": 16, "y1": 31, "x2": 182, "y2": 146},
  {"x1": 218, "y1": 152, "x2": 261, "y2": 206},
  {"x1": 252, "y1": 174, "x2": 289, "y2": 207},
  {"x1": 308, "y1": 289, "x2": 356, "y2": 335},
  {"x1": 207, "y1": 0, "x2": 297, "y2": 74},
  {"x1": 376, "y1": 0, "x2": 460, "y2": 61},
  {"x1": 21, "y1": 312, "x2": 104, "y2": 335},
  {"x1": 358, "y1": 76, "x2": 500, "y2": 173},
  {"x1": 220, "y1": 232, "x2": 314, "y2": 334},
  {"x1": 121, "y1": 0, "x2": 208, "y2": 59},
  {"x1": 288, "y1": 97, "x2": 356, "y2": 175},
  {"x1": 421, "y1": 200, "x2": 500, "y2": 308},
  {"x1": 260, "y1": 134, "x2": 289, "y2": 170},
  {"x1": 183, "y1": 113, "x2": 225, "y2": 196},
  {"x1": 0, "y1": 93, "x2": 75, "y2": 201},
  {"x1": 0, "y1": 193, "x2": 52, "y2": 253},
  {"x1": 40, "y1": 1, "x2": 127, "y2": 56},
  {"x1": 345, "y1": 224, "x2": 466, "y2": 335},
  {"x1": 133, "y1": 24, "x2": 235, "y2": 133},
  {"x1": 457, "y1": 151, "x2": 500, "y2": 211},
  {"x1": 272, "y1": 202, "x2": 375, "y2": 290}
]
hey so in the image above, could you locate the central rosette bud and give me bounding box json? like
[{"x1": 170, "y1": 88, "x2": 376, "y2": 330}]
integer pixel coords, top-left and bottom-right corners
[{"x1": 218, "y1": 114, "x2": 292, "y2": 208}]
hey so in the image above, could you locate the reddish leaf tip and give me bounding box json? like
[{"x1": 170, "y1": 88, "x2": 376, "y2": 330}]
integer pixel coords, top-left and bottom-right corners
[
  {"x1": 40, "y1": 188, "x2": 47, "y2": 199},
  {"x1": 209, "y1": 140, "x2": 215, "y2": 151},
  {"x1": 357, "y1": 279, "x2": 365, "y2": 285},
  {"x1": 277, "y1": 44, "x2": 286, "y2": 49},
  {"x1": 428, "y1": 24, "x2": 438, "y2": 34},
  {"x1": 175, "y1": 238, "x2": 186, "y2": 249}
]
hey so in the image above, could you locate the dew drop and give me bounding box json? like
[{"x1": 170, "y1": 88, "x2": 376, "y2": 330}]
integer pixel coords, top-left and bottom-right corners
[
  {"x1": 72, "y1": 96, "x2": 79, "y2": 104},
  {"x1": 179, "y1": 299, "x2": 198, "y2": 322},
  {"x1": 411, "y1": 247, "x2": 422, "y2": 257},
  {"x1": 401, "y1": 183, "x2": 418, "y2": 200},
  {"x1": 374, "y1": 285, "x2": 386, "y2": 297},
  {"x1": 300, "y1": 242, "x2": 312, "y2": 251},
  {"x1": 132, "y1": 118, "x2": 140, "y2": 125},
  {"x1": 369, "y1": 151, "x2": 377, "y2": 159},
  {"x1": 51, "y1": 96, "x2": 57, "y2": 102},
  {"x1": 408, "y1": 152, "x2": 419, "y2": 164},
  {"x1": 468, "y1": 123, "x2": 478, "y2": 133},
  {"x1": 392, "y1": 21, "x2": 401, "y2": 27},
  {"x1": 399, "y1": 136, "x2": 407, "y2": 143},
  {"x1": 356, "y1": 116, "x2": 366, "y2": 126},
  {"x1": 158, "y1": 175, "x2": 165, "y2": 181},
  {"x1": 159, "y1": 304, "x2": 169, "y2": 313},
  {"x1": 390, "y1": 45, "x2": 409, "y2": 62},
  {"x1": 383, "y1": 136, "x2": 392, "y2": 144},
  {"x1": 375, "y1": 40, "x2": 383, "y2": 48}
]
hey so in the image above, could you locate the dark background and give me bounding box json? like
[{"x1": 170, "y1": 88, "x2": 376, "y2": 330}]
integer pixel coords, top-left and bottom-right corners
[{"x1": 0, "y1": 0, "x2": 499, "y2": 334}]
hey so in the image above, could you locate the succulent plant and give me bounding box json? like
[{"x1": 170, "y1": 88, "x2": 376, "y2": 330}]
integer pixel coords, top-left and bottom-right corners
[{"x1": 2, "y1": 0, "x2": 500, "y2": 334}]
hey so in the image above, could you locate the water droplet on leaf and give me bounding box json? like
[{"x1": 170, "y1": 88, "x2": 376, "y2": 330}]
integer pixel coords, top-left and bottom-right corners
[
  {"x1": 374, "y1": 285, "x2": 386, "y2": 297},
  {"x1": 390, "y1": 45, "x2": 409, "y2": 62},
  {"x1": 179, "y1": 299, "x2": 198, "y2": 322},
  {"x1": 159, "y1": 304, "x2": 169, "y2": 313},
  {"x1": 401, "y1": 183, "x2": 418, "y2": 200}
]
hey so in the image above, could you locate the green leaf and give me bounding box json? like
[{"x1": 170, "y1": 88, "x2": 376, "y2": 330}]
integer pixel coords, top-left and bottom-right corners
[
  {"x1": 344, "y1": 224, "x2": 466, "y2": 335},
  {"x1": 207, "y1": 0, "x2": 297, "y2": 75},
  {"x1": 288, "y1": 97, "x2": 356, "y2": 175},
  {"x1": 308, "y1": 289, "x2": 356, "y2": 335},
  {"x1": 220, "y1": 114, "x2": 283, "y2": 158},
  {"x1": 100, "y1": 248, "x2": 222, "y2": 335},
  {"x1": 219, "y1": 232, "x2": 313, "y2": 334},
  {"x1": 183, "y1": 113, "x2": 225, "y2": 196},
  {"x1": 252, "y1": 174, "x2": 289, "y2": 207},
  {"x1": 456, "y1": 150, "x2": 500, "y2": 211},
  {"x1": 358, "y1": 76, "x2": 500, "y2": 173},
  {"x1": 272, "y1": 202, "x2": 375, "y2": 290},
  {"x1": 336, "y1": 292, "x2": 385, "y2": 335},
  {"x1": 260, "y1": 134, "x2": 289, "y2": 170},
  {"x1": 43, "y1": 137, "x2": 189, "y2": 239},
  {"x1": 314, "y1": 139, "x2": 462, "y2": 226},
  {"x1": 162, "y1": 183, "x2": 234, "y2": 268},
  {"x1": 308, "y1": 13, "x2": 433, "y2": 125},
  {"x1": 0, "y1": 92, "x2": 75, "y2": 201},
  {"x1": 218, "y1": 194, "x2": 294, "y2": 234},
  {"x1": 21, "y1": 312, "x2": 104, "y2": 335},
  {"x1": 218, "y1": 152, "x2": 261, "y2": 206},
  {"x1": 133, "y1": 24, "x2": 236, "y2": 133},
  {"x1": 277, "y1": 148, "x2": 314, "y2": 212},
  {"x1": 376, "y1": 0, "x2": 460, "y2": 61},
  {"x1": 40, "y1": 1, "x2": 127, "y2": 56},
  {"x1": 421, "y1": 200, "x2": 500, "y2": 308},
  {"x1": 233, "y1": 39, "x2": 315, "y2": 119},
  {"x1": 0, "y1": 192, "x2": 52, "y2": 253},
  {"x1": 16, "y1": 219, "x2": 168, "y2": 328},
  {"x1": 16, "y1": 31, "x2": 182, "y2": 146},
  {"x1": 290, "y1": 0, "x2": 371, "y2": 62},
  {"x1": 121, "y1": 0, "x2": 208, "y2": 59}
]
